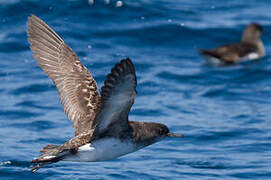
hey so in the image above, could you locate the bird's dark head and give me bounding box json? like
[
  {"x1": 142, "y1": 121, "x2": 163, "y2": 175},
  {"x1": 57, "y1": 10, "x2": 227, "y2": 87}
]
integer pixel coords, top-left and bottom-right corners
[
  {"x1": 129, "y1": 121, "x2": 183, "y2": 146},
  {"x1": 242, "y1": 22, "x2": 263, "y2": 43},
  {"x1": 249, "y1": 23, "x2": 263, "y2": 33},
  {"x1": 151, "y1": 123, "x2": 184, "y2": 139}
]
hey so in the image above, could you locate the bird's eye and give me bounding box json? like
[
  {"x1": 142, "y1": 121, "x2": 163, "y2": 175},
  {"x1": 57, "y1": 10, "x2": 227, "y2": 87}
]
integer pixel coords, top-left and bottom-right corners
[{"x1": 159, "y1": 128, "x2": 163, "y2": 134}]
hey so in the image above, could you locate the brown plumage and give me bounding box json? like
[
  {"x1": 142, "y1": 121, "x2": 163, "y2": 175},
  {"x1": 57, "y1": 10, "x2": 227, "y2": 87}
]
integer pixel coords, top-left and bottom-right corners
[
  {"x1": 199, "y1": 23, "x2": 265, "y2": 65},
  {"x1": 27, "y1": 15, "x2": 101, "y2": 136},
  {"x1": 27, "y1": 15, "x2": 183, "y2": 173}
]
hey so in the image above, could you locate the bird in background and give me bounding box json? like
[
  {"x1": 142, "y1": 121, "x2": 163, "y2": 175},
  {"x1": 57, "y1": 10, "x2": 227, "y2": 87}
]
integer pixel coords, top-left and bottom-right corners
[
  {"x1": 27, "y1": 15, "x2": 184, "y2": 173},
  {"x1": 198, "y1": 23, "x2": 265, "y2": 65}
]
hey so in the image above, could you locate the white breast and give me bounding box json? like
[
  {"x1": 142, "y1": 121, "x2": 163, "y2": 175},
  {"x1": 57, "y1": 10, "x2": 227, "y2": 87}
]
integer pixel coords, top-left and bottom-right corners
[{"x1": 63, "y1": 138, "x2": 137, "y2": 162}]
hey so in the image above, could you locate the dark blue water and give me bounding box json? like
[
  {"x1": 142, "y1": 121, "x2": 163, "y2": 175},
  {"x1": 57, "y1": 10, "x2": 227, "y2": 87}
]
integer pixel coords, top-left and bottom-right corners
[{"x1": 1, "y1": 0, "x2": 271, "y2": 179}]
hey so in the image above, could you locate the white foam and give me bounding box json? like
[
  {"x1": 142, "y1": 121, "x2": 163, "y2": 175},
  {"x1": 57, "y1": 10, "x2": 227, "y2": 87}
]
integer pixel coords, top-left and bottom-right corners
[
  {"x1": 0, "y1": 161, "x2": 11, "y2": 166},
  {"x1": 202, "y1": 55, "x2": 223, "y2": 66}
]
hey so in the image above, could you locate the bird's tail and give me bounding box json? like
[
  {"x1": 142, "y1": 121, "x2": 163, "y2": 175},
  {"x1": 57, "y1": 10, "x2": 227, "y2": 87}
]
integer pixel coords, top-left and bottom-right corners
[
  {"x1": 197, "y1": 48, "x2": 221, "y2": 59},
  {"x1": 197, "y1": 48, "x2": 223, "y2": 65},
  {"x1": 31, "y1": 130, "x2": 94, "y2": 173},
  {"x1": 31, "y1": 144, "x2": 67, "y2": 173}
]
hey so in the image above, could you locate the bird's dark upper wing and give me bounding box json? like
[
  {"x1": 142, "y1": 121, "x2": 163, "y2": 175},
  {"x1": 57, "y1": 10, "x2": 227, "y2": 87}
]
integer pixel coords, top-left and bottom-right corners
[
  {"x1": 216, "y1": 42, "x2": 257, "y2": 57},
  {"x1": 199, "y1": 42, "x2": 257, "y2": 63},
  {"x1": 92, "y1": 58, "x2": 137, "y2": 136},
  {"x1": 27, "y1": 15, "x2": 101, "y2": 136}
]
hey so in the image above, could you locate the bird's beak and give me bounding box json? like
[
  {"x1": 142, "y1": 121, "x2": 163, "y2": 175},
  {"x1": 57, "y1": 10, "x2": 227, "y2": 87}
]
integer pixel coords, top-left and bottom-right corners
[{"x1": 167, "y1": 132, "x2": 184, "y2": 138}]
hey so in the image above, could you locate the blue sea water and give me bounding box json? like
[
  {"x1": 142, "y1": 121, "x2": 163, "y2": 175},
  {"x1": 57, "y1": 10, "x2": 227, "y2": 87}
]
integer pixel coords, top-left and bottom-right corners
[{"x1": 1, "y1": 0, "x2": 271, "y2": 179}]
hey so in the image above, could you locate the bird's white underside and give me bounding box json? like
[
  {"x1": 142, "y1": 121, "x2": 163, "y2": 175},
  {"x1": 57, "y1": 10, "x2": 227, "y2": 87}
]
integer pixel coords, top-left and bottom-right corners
[{"x1": 62, "y1": 138, "x2": 137, "y2": 162}]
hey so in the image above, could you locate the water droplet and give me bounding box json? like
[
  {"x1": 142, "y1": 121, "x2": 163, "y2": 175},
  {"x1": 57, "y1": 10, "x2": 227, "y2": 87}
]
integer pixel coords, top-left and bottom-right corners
[
  {"x1": 168, "y1": 19, "x2": 172, "y2": 23},
  {"x1": 141, "y1": 16, "x2": 145, "y2": 20},
  {"x1": 104, "y1": 0, "x2": 110, "y2": 4},
  {"x1": 116, "y1": 1, "x2": 123, "y2": 7},
  {"x1": 88, "y1": 45, "x2": 92, "y2": 49},
  {"x1": 88, "y1": 0, "x2": 94, "y2": 5}
]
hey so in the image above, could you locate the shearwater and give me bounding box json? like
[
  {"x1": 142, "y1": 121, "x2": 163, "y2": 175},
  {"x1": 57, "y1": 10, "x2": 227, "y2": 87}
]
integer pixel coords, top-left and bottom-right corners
[
  {"x1": 198, "y1": 23, "x2": 265, "y2": 65},
  {"x1": 27, "y1": 15, "x2": 184, "y2": 173}
]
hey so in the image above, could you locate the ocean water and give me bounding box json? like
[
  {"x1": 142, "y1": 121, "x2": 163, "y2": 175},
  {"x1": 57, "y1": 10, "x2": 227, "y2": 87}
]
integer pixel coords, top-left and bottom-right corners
[{"x1": 1, "y1": 0, "x2": 271, "y2": 179}]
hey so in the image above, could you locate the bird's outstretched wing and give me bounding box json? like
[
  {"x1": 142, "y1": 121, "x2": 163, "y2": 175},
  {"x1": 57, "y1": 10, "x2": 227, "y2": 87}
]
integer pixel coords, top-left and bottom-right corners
[
  {"x1": 27, "y1": 15, "x2": 101, "y2": 136},
  {"x1": 93, "y1": 58, "x2": 137, "y2": 135}
]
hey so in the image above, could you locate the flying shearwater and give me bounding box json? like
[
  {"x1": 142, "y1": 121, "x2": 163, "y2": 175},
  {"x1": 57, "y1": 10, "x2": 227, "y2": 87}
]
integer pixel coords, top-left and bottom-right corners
[
  {"x1": 199, "y1": 23, "x2": 265, "y2": 65},
  {"x1": 27, "y1": 15, "x2": 184, "y2": 173}
]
